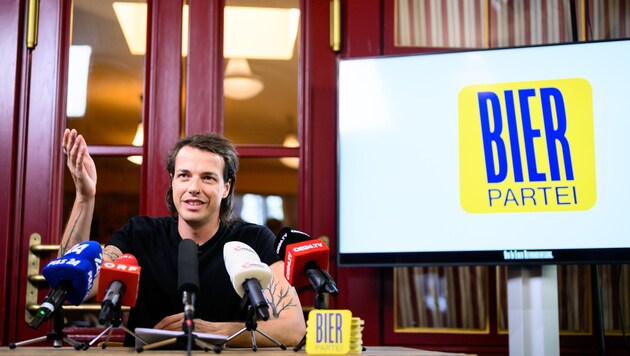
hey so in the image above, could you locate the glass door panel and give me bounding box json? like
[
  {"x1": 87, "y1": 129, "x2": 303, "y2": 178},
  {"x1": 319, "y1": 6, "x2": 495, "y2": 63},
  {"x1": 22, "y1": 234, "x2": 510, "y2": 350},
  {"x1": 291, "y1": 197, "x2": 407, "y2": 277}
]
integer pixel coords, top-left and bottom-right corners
[
  {"x1": 223, "y1": 0, "x2": 300, "y2": 146},
  {"x1": 234, "y1": 157, "x2": 299, "y2": 229},
  {"x1": 221, "y1": 0, "x2": 302, "y2": 234},
  {"x1": 68, "y1": 0, "x2": 145, "y2": 145},
  {"x1": 64, "y1": 0, "x2": 145, "y2": 240}
]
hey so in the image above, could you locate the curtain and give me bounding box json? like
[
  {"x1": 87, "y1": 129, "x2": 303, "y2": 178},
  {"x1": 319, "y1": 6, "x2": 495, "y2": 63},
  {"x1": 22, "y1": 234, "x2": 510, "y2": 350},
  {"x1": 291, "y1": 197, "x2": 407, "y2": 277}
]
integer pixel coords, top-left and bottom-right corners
[
  {"x1": 396, "y1": 0, "x2": 488, "y2": 48},
  {"x1": 395, "y1": 266, "x2": 487, "y2": 330},
  {"x1": 396, "y1": 0, "x2": 630, "y2": 49}
]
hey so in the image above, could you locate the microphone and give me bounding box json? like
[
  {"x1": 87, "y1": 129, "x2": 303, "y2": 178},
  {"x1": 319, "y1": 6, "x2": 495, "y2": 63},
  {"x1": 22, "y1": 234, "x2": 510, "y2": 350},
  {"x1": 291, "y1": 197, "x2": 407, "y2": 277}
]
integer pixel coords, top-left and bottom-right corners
[
  {"x1": 274, "y1": 227, "x2": 339, "y2": 296},
  {"x1": 223, "y1": 241, "x2": 272, "y2": 321},
  {"x1": 96, "y1": 253, "x2": 141, "y2": 325},
  {"x1": 178, "y1": 239, "x2": 199, "y2": 328},
  {"x1": 274, "y1": 227, "x2": 311, "y2": 260},
  {"x1": 30, "y1": 241, "x2": 103, "y2": 329}
]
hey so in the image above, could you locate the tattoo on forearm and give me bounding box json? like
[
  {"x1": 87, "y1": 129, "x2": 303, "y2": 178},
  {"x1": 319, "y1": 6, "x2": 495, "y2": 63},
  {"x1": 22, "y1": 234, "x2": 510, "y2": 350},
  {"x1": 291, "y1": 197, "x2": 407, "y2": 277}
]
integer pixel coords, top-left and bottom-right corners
[
  {"x1": 104, "y1": 250, "x2": 121, "y2": 262},
  {"x1": 60, "y1": 207, "x2": 83, "y2": 256},
  {"x1": 265, "y1": 277, "x2": 298, "y2": 318}
]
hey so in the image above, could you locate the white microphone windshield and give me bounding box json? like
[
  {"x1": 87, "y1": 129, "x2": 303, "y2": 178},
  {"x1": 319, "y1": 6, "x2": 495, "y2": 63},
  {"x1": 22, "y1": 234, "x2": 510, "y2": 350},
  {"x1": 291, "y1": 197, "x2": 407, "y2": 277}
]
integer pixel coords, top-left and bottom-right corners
[{"x1": 223, "y1": 241, "x2": 272, "y2": 297}]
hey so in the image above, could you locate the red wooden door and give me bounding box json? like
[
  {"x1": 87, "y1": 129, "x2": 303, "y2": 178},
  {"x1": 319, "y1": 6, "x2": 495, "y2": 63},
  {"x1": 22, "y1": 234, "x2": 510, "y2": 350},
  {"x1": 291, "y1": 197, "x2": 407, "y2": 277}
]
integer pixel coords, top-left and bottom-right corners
[
  {"x1": 0, "y1": 0, "x2": 189, "y2": 344},
  {"x1": 0, "y1": 0, "x2": 349, "y2": 346},
  {"x1": 1, "y1": 0, "x2": 72, "y2": 344}
]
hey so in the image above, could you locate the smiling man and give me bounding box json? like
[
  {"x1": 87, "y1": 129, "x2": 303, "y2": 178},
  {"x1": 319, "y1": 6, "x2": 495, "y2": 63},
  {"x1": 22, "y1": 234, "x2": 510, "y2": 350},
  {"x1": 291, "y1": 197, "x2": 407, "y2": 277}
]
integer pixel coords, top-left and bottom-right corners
[{"x1": 60, "y1": 129, "x2": 305, "y2": 347}]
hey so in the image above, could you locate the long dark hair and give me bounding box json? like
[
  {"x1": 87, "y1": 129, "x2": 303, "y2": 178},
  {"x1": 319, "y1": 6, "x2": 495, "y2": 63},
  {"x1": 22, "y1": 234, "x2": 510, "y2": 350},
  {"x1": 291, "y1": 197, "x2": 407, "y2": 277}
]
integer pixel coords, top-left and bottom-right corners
[{"x1": 165, "y1": 133, "x2": 239, "y2": 225}]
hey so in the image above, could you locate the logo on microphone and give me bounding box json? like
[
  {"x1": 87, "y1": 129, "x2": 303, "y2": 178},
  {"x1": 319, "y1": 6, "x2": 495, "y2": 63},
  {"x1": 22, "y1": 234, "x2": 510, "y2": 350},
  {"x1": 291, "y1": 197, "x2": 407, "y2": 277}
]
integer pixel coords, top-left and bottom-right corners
[
  {"x1": 234, "y1": 244, "x2": 255, "y2": 254},
  {"x1": 102, "y1": 261, "x2": 140, "y2": 272},
  {"x1": 66, "y1": 242, "x2": 90, "y2": 255},
  {"x1": 285, "y1": 253, "x2": 293, "y2": 281},
  {"x1": 275, "y1": 234, "x2": 287, "y2": 254},
  {"x1": 458, "y1": 78, "x2": 597, "y2": 213},
  {"x1": 242, "y1": 261, "x2": 266, "y2": 270},
  {"x1": 291, "y1": 242, "x2": 324, "y2": 252},
  {"x1": 47, "y1": 258, "x2": 82, "y2": 267}
]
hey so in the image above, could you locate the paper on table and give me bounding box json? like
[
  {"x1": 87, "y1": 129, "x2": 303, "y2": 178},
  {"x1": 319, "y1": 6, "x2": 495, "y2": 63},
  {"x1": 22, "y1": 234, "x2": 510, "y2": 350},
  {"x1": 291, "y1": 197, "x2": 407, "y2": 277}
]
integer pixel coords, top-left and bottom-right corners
[{"x1": 134, "y1": 327, "x2": 228, "y2": 349}]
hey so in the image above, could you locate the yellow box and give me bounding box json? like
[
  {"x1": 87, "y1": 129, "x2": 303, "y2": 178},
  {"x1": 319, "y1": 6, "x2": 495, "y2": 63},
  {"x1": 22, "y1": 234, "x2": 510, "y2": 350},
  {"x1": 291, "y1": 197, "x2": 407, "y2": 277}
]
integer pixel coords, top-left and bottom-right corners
[{"x1": 306, "y1": 310, "x2": 354, "y2": 355}]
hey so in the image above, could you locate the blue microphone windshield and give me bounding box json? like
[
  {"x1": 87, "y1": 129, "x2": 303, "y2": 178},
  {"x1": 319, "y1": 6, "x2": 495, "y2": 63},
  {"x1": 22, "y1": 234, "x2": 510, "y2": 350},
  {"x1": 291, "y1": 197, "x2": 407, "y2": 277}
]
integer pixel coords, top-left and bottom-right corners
[{"x1": 41, "y1": 241, "x2": 103, "y2": 305}]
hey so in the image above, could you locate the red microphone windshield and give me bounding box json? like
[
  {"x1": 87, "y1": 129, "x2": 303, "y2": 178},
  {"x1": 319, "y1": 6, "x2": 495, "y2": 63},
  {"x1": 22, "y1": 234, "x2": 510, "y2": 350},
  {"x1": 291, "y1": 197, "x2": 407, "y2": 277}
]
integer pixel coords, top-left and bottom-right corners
[
  {"x1": 116, "y1": 253, "x2": 138, "y2": 266},
  {"x1": 96, "y1": 254, "x2": 141, "y2": 307},
  {"x1": 284, "y1": 239, "x2": 329, "y2": 287}
]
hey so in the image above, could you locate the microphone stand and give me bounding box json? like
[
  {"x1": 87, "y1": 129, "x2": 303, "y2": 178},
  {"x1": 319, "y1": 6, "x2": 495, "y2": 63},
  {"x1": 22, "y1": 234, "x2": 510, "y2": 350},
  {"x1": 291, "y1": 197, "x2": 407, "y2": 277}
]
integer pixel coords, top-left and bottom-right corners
[
  {"x1": 136, "y1": 329, "x2": 215, "y2": 354},
  {"x1": 292, "y1": 291, "x2": 326, "y2": 352},
  {"x1": 84, "y1": 302, "x2": 146, "y2": 350},
  {"x1": 182, "y1": 290, "x2": 195, "y2": 356},
  {"x1": 293, "y1": 269, "x2": 339, "y2": 352},
  {"x1": 137, "y1": 291, "x2": 218, "y2": 354},
  {"x1": 217, "y1": 295, "x2": 287, "y2": 352},
  {"x1": 9, "y1": 306, "x2": 84, "y2": 350}
]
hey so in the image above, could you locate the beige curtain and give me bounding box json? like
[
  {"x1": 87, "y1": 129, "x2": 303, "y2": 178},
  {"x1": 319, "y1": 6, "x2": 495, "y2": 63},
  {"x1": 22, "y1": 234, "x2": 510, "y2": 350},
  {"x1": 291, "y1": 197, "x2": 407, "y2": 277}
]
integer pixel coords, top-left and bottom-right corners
[
  {"x1": 396, "y1": 265, "x2": 629, "y2": 334},
  {"x1": 396, "y1": 0, "x2": 488, "y2": 48},
  {"x1": 395, "y1": 266, "x2": 487, "y2": 330},
  {"x1": 396, "y1": 0, "x2": 630, "y2": 49}
]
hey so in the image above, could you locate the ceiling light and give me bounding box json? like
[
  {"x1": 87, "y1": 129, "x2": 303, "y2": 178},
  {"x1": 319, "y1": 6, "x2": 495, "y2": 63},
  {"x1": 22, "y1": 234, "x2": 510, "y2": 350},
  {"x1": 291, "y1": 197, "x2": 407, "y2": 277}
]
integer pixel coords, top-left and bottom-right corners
[
  {"x1": 113, "y1": 2, "x2": 188, "y2": 56},
  {"x1": 113, "y1": 3, "x2": 299, "y2": 60},
  {"x1": 224, "y1": 58, "x2": 264, "y2": 100},
  {"x1": 127, "y1": 122, "x2": 143, "y2": 165},
  {"x1": 224, "y1": 7, "x2": 300, "y2": 59},
  {"x1": 113, "y1": 3, "x2": 149, "y2": 55},
  {"x1": 66, "y1": 45, "x2": 92, "y2": 118},
  {"x1": 280, "y1": 134, "x2": 299, "y2": 169}
]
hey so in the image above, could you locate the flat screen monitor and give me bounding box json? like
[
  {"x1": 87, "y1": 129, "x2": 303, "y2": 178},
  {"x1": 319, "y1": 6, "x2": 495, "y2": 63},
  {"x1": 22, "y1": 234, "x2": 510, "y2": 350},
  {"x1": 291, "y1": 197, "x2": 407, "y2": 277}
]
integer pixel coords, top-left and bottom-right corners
[{"x1": 337, "y1": 39, "x2": 630, "y2": 266}]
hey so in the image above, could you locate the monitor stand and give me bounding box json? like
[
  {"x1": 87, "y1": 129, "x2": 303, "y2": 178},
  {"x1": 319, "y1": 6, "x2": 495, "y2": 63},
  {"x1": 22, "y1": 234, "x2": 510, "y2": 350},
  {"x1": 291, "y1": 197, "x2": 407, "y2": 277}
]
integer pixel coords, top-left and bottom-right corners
[{"x1": 507, "y1": 265, "x2": 559, "y2": 356}]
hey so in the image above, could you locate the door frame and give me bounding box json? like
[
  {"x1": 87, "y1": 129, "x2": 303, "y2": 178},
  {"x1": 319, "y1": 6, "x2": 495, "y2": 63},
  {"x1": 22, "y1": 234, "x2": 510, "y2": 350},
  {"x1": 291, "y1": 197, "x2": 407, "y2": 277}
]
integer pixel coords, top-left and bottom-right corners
[
  {"x1": 0, "y1": 0, "x2": 23, "y2": 344},
  {"x1": 4, "y1": 0, "x2": 72, "y2": 343}
]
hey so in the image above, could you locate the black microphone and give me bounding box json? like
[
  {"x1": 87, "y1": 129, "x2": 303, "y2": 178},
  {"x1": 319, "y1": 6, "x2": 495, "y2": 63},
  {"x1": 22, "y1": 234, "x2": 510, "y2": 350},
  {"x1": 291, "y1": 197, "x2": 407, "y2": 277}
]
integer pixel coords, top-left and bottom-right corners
[
  {"x1": 274, "y1": 227, "x2": 339, "y2": 296},
  {"x1": 274, "y1": 227, "x2": 310, "y2": 261},
  {"x1": 178, "y1": 239, "x2": 199, "y2": 331},
  {"x1": 30, "y1": 281, "x2": 71, "y2": 329}
]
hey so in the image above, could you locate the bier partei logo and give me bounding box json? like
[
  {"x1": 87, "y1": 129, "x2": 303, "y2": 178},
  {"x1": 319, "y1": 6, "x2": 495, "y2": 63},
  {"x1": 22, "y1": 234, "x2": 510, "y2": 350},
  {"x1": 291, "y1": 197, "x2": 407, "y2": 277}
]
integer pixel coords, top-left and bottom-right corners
[{"x1": 458, "y1": 78, "x2": 596, "y2": 213}]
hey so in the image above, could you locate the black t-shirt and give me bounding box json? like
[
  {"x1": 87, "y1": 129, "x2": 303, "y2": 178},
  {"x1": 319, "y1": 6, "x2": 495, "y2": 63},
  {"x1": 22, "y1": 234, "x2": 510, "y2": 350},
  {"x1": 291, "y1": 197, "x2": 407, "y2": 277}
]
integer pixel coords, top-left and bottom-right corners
[{"x1": 106, "y1": 216, "x2": 279, "y2": 345}]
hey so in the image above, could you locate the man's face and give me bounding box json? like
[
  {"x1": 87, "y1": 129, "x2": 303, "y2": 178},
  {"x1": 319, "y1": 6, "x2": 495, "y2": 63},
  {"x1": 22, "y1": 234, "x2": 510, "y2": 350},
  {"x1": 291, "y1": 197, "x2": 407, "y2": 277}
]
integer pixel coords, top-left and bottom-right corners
[{"x1": 172, "y1": 146, "x2": 230, "y2": 229}]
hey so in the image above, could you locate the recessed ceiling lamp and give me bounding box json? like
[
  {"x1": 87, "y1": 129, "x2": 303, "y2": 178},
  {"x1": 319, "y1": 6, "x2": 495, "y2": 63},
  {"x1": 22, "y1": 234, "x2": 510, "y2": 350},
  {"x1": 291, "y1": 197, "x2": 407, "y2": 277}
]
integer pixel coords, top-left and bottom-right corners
[
  {"x1": 223, "y1": 7, "x2": 300, "y2": 60},
  {"x1": 127, "y1": 122, "x2": 143, "y2": 165},
  {"x1": 113, "y1": 2, "x2": 188, "y2": 56},
  {"x1": 113, "y1": 3, "x2": 299, "y2": 60},
  {"x1": 114, "y1": 4, "x2": 298, "y2": 100},
  {"x1": 113, "y1": 3, "x2": 149, "y2": 55},
  {"x1": 224, "y1": 58, "x2": 264, "y2": 100},
  {"x1": 279, "y1": 134, "x2": 299, "y2": 169}
]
